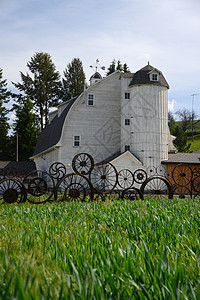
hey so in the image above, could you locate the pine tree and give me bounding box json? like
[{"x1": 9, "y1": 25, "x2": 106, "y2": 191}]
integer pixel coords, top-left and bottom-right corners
[
  {"x1": 62, "y1": 58, "x2": 86, "y2": 101},
  {"x1": 12, "y1": 97, "x2": 40, "y2": 161},
  {"x1": 12, "y1": 52, "x2": 62, "y2": 129},
  {"x1": 0, "y1": 68, "x2": 11, "y2": 160},
  {"x1": 106, "y1": 59, "x2": 130, "y2": 75},
  {"x1": 173, "y1": 126, "x2": 191, "y2": 152}
]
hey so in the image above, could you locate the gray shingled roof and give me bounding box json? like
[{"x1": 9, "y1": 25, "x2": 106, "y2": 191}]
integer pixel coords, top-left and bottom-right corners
[
  {"x1": 33, "y1": 97, "x2": 78, "y2": 157},
  {"x1": 162, "y1": 153, "x2": 200, "y2": 165},
  {"x1": 129, "y1": 64, "x2": 169, "y2": 88},
  {"x1": 0, "y1": 161, "x2": 36, "y2": 173}
]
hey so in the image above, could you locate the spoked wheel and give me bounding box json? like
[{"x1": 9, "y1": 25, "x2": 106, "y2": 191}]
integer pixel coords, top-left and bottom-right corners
[
  {"x1": 172, "y1": 164, "x2": 193, "y2": 186},
  {"x1": 140, "y1": 176, "x2": 172, "y2": 200},
  {"x1": 133, "y1": 169, "x2": 147, "y2": 185},
  {"x1": 49, "y1": 162, "x2": 66, "y2": 182},
  {"x1": 147, "y1": 166, "x2": 156, "y2": 177},
  {"x1": 23, "y1": 170, "x2": 55, "y2": 204},
  {"x1": 172, "y1": 185, "x2": 192, "y2": 199},
  {"x1": 0, "y1": 178, "x2": 27, "y2": 204},
  {"x1": 156, "y1": 166, "x2": 167, "y2": 177},
  {"x1": 89, "y1": 163, "x2": 118, "y2": 194},
  {"x1": 117, "y1": 169, "x2": 134, "y2": 189},
  {"x1": 192, "y1": 176, "x2": 200, "y2": 194},
  {"x1": 72, "y1": 153, "x2": 94, "y2": 175},
  {"x1": 121, "y1": 187, "x2": 143, "y2": 201},
  {"x1": 56, "y1": 173, "x2": 94, "y2": 202}
]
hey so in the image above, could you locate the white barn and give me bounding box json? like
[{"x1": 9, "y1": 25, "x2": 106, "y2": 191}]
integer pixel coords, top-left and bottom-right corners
[{"x1": 31, "y1": 63, "x2": 176, "y2": 175}]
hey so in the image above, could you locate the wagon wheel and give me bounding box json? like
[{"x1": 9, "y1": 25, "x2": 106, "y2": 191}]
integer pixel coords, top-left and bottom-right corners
[
  {"x1": 56, "y1": 173, "x2": 94, "y2": 202},
  {"x1": 106, "y1": 190, "x2": 121, "y2": 200},
  {"x1": 156, "y1": 166, "x2": 167, "y2": 177},
  {"x1": 192, "y1": 176, "x2": 200, "y2": 194},
  {"x1": 117, "y1": 169, "x2": 134, "y2": 189},
  {"x1": 172, "y1": 185, "x2": 192, "y2": 199},
  {"x1": 172, "y1": 164, "x2": 192, "y2": 186},
  {"x1": 0, "y1": 178, "x2": 27, "y2": 204},
  {"x1": 147, "y1": 166, "x2": 156, "y2": 177},
  {"x1": 140, "y1": 176, "x2": 172, "y2": 200},
  {"x1": 23, "y1": 170, "x2": 55, "y2": 204},
  {"x1": 49, "y1": 162, "x2": 66, "y2": 181},
  {"x1": 89, "y1": 163, "x2": 118, "y2": 194},
  {"x1": 133, "y1": 169, "x2": 147, "y2": 184},
  {"x1": 72, "y1": 153, "x2": 94, "y2": 175},
  {"x1": 121, "y1": 187, "x2": 143, "y2": 201},
  {"x1": 4, "y1": 167, "x2": 17, "y2": 178}
]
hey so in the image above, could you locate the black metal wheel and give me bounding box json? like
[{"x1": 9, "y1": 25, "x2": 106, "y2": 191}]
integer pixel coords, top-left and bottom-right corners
[
  {"x1": 193, "y1": 167, "x2": 200, "y2": 177},
  {"x1": 133, "y1": 169, "x2": 147, "y2": 184},
  {"x1": 192, "y1": 176, "x2": 200, "y2": 194},
  {"x1": 49, "y1": 162, "x2": 66, "y2": 182},
  {"x1": 72, "y1": 153, "x2": 94, "y2": 175},
  {"x1": 117, "y1": 169, "x2": 134, "y2": 189},
  {"x1": 172, "y1": 185, "x2": 192, "y2": 199},
  {"x1": 140, "y1": 176, "x2": 172, "y2": 199},
  {"x1": 147, "y1": 166, "x2": 156, "y2": 177},
  {"x1": 121, "y1": 187, "x2": 143, "y2": 200},
  {"x1": 0, "y1": 178, "x2": 27, "y2": 204},
  {"x1": 56, "y1": 173, "x2": 94, "y2": 202},
  {"x1": 89, "y1": 163, "x2": 118, "y2": 194},
  {"x1": 16, "y1": 170, "x2": 27, "y2": 182},
  {"x1": 172, "y1": 164, "x2": 193, "y2": 186},
  {"x1": 23, "y1": 170, "x2": 55, "y2": 204},
  {"x1": 156, "y1": 165, "x2": 167, "y2": 177}
]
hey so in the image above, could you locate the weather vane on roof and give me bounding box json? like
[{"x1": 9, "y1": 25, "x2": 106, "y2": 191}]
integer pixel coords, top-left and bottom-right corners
[{"x1": 90, "y1": 59, "x2": 105, "y2": 73}]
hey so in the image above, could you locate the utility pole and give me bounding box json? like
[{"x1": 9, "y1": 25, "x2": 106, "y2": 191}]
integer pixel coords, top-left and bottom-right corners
[{"x1": 191, "y1": 94, "x2": 199, "y2": 141}]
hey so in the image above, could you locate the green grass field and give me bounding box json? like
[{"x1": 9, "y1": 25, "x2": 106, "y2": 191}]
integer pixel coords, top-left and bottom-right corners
[
  {"x1": 0, "y1": 199, "x2": 200, "y2": 299},
  {"x1": 187, "y1": 134, "x2": 200, "y2": 152}
]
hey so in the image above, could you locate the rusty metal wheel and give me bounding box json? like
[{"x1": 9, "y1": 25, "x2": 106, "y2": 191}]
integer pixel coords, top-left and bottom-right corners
[
  {"x1": 192, "y1": 176, "x2": 200, "y2": 194},
  {"x1": 172, "y1": 164, "x2": 192, "y2": 186},
  {"x1": 117, "y1": 169, "x2": 134, "y2": 189},
  {"x1": 121, "y1": 187, "x2": 143, "y2": 200},
  {"x1": 0, "y1": 178, "x2": 27, "y2": 204},
  {"x1": 49, "y1": 162, "x2": 66, "y2": 181},
  {"x1": 16, "y1": 170, "x2": 27, "y2": 182},
  {"x1": 172, "y1": 185, "x2": 192, "y2": 199},
  {"x1": 140, "y1": 176, "x2": 172, "y2": 199},
  {"x1": 72, "y1": 153, "x2": 94, "y2": 175},
  {"x1": 133, "y1": 169, "x2": 147, "y2": 184},
  {"x1": 193, "y1": 167, "x2": 200, "y2": 177},
  {"x1": 56, "y1": 173, "x2": 94, "y2": 202},
  {"x1": 23, "y1": 170, "x2": 55, "y2": 204},
  {"x1": 89, "y1": 163, "x2": 118, "y2": 194}
]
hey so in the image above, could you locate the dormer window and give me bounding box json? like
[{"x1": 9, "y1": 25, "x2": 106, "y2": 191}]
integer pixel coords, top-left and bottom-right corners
[{"x1": 152, "y1": 74, "x2": 158, "y2": 81}]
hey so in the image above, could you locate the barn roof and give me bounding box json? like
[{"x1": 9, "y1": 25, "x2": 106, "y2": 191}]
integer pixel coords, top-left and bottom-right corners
[
  {"x1": 129, "y1": 64, "x2": 169, "y2": 89},
  {"x1": 162, "y1": 152, "x2": 200, "y2": 165},
  {"x1": 32, "y1": 97, "x2": 78, "y2": 157},
  {"x1": 0, "y1": 161, "x2": 36, "y2": 173}
]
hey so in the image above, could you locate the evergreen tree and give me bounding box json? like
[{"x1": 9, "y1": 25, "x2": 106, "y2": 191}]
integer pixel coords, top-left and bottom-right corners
[
  {"x1": 173, "y1": 125, "x2": 191, "y2": 153},
  {"x1": 0, "y1": 68, "x2": 11, "y2": 160},
  {"x1": 168, "y1": 111, "x2": 176, "y2": 135},
  {"x1": 62, "y1": 58, "x2": 85, "y2": 101},
  {"x1": 12, "y1": 52, "x2": 62, "y2": 129},
  {"x1": 12, "y1": 97, "x2": 40, "y2": 161},
  {"x1": 106, "y1": 59, "x2": 130, "y2": 75}
]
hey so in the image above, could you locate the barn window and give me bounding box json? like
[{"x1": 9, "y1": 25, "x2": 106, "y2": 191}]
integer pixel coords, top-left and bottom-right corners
[
  {"x1": 73, "y1": 135, "x2": 81, "y2": 147},
  {"x1": 87, "y1": 94, "x2": 95, "y2": 106},
  {"x1": 152, "y1": 73, "x2": 158, "y2": 81},
  {"x1": 125, "y1": 92, "x2": 130, "y2": 99},
  {"x1": 125, "y1": 145, "x2": 130, "y2": 151},
  {"x1": 125, "y1": 119, "x2": 130, "y2": 125}
]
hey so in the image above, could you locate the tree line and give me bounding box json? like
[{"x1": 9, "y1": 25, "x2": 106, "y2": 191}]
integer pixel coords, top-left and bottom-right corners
[{"x1": 0, "y1": 53, "x2": 130, "y2": 161}]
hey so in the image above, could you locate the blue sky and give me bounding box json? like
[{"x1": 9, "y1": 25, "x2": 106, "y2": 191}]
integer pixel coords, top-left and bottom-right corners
[{"x1": 1, "y1": 0, "x2": 200, "y2": 118}]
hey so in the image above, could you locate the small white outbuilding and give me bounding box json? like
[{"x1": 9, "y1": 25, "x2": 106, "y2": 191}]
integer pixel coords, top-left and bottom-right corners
[{"x1": 31, "y1": 63, "x2": 176, "y2": 174}]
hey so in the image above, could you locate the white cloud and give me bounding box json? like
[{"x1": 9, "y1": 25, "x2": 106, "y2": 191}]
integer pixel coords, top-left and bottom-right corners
[{"x1": 168, "y1": 99, "x2": 176, "y2": 112}]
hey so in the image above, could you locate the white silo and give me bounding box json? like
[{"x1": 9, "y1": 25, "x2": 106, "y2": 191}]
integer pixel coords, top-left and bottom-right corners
[{"x1": 121, "y1": 63, "x2": 169, "y2": 170}]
